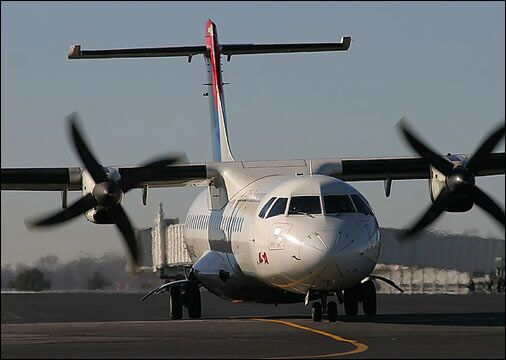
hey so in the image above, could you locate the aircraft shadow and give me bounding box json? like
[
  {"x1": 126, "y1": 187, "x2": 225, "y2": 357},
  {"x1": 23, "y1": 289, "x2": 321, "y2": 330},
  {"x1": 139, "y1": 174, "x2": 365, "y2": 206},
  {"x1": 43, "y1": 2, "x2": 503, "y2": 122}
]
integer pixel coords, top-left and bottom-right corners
[
  {"x1": 336, "y1": 312, "x2": 505, "y2": 327},
  {"x1": 223, "y1": 312, "x2": 505, "y2": 327}
]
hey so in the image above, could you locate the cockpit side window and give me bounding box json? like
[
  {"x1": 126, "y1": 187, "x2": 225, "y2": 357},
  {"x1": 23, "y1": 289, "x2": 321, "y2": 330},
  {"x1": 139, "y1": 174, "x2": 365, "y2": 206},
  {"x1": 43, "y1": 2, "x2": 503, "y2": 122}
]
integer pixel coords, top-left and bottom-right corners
[
  {"x1": 324, "y1": 195, "x2": 356, "y2": 214},
  {"x1": 258, "y1": 197, "x2": 276, "y2": 218},
  {"x1": 266, "y1": 198, "x2": 288, "y2": 218},
  {"x1": 288, "y1": 196, "x2": 322, "y2": 215},
  {"x1": 351, "y1": 194, "x2": 373, "y2": 215}
]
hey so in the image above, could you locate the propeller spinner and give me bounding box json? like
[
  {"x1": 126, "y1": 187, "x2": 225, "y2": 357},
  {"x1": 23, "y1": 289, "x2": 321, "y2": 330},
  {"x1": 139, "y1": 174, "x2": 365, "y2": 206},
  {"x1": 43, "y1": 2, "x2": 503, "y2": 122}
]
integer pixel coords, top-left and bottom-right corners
[
  {"x1": 397, "y1": 118, "x2": 505, "y2": 238},
  {"x1": 29, "y1": 112, "x2": 185, "y2": 267}
]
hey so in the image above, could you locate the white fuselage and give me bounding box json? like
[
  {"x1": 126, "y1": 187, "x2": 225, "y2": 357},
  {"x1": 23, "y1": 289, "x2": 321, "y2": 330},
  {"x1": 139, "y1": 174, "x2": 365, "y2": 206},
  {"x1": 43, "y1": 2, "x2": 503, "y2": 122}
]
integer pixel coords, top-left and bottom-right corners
[{"x1": 183, "y1": 174, "x2": 381, "y2": 303}]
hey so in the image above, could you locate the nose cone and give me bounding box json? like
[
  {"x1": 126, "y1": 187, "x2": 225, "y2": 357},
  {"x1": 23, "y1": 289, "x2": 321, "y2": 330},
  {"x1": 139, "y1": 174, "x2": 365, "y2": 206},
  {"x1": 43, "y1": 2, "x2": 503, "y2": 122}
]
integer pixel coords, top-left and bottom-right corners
[
  {"x1": 267, "y1": 217, "x2": 380, "y2": 293},
  {"x1": 315, "y1": 227, "x2": 379, "y2": 290}
]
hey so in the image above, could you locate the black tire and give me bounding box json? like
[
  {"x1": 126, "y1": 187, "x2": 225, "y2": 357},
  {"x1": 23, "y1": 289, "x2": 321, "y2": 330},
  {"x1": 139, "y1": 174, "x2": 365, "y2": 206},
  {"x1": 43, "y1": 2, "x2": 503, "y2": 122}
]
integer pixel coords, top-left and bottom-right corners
[
  {"x1": 327, "y1": 301, "x2": 338, "y2": 322},
  {"x1": 344, "y1": 288, "x2": 359, "y2": 316},
  {"x1": 311, "y1": 302, "x2": 322, "y2": 322},
  {"x1": 361, "y1": 280, "x2": 377, "y2": 316},
  {"x1": 169, "y1": 286, "x2": 183, "y2": 320},
  {"x1": 186, "y1": 285, "x2": 202, "y2": 319}
]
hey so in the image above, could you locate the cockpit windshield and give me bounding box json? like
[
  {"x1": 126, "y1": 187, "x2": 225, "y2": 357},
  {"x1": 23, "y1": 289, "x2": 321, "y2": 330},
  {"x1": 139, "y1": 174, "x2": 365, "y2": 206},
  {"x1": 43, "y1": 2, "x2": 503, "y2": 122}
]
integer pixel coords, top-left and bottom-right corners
[
  {"x1": 323, "y1": 195, "x2": 356, "y2": 214},
  {"x1": 266, "y1": 198, "x2": 288, "y2": 218},
  {"x1": 351, "y1": 194, "x2": 373, "y2": 215},
  {"x1": 288, "y1": 196, "x2": 322, "y2": 215},
  {"x1": 258, "y1": 197, "x2": 276, "y2": 218}
]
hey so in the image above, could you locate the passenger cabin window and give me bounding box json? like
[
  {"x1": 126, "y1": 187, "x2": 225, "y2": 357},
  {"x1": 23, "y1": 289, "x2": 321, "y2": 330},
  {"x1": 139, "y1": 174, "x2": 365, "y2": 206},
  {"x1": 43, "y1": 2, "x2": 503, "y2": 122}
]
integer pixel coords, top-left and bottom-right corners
[
  {"x1": 288, "y1": 196, "x2": 322, "y2": 215},
  {"x1": 351, "y1": 194, "x2": 373, "y2": 216},
  {"x1": 324, "y1": 195, "x2": 355, "y2": 214},
  {"x1": 266, "y1": 198, "x2": 288, "y2": 218},
  {"x1": 258, "y1": 197, "x2": 276, "y2": 218}
]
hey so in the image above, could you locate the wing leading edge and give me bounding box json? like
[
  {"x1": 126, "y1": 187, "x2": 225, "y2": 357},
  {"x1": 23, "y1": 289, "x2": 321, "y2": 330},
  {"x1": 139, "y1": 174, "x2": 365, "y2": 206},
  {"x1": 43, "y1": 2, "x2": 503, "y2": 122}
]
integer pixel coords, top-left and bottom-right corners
[
  {"x1": 1, "y1": 164, "x2": 209, "y2": 191},
  {"x1": 337, "y1": 152, "x2": 505, "y2": 181}
]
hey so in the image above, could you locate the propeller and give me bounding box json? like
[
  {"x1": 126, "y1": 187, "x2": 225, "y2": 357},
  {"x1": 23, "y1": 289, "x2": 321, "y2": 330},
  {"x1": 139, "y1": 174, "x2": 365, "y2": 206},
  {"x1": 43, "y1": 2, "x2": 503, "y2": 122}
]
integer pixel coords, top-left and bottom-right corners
[
  {"x1": 28, "y1": 112, "x2": 185, "y2": 267},
  {"x1": 397, "y1": 118, "x2": 505, "y2": 238}
]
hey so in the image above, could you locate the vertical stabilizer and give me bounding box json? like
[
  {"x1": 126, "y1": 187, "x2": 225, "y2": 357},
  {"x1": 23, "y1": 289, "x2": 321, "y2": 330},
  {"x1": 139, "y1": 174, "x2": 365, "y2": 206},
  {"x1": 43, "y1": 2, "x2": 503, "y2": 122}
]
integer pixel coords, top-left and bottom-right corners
[{"x1": 204, "y1": 19, "x2": 235, "y2": 162}]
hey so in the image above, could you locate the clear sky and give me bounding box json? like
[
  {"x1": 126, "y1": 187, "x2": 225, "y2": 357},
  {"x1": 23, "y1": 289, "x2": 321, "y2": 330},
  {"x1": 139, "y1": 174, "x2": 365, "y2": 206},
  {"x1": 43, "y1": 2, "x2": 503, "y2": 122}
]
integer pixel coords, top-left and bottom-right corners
[{"x1": 1, "y1": 1, "x2": 504, "y2": 266}]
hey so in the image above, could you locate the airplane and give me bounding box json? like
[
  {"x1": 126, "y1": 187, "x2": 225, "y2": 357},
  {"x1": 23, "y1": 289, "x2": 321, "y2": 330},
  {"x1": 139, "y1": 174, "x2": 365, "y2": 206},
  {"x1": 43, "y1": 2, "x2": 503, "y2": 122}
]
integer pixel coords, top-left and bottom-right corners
[{"x1": 1, "y1": 19, "x2": 505, "y2": 322}]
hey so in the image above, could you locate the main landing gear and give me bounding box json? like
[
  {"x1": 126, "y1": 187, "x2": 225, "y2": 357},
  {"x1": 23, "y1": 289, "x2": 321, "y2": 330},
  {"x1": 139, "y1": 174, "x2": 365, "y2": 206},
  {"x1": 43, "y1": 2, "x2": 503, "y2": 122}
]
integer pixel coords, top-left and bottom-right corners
[
  {"x1": 310, "y1": 280, "x2": 377, "y2": 322},
  {"x1": 343, "y1": 280, "x2": 377, "y2": 316},
  {"x1": 168, "y1": 283, "x2": 202, "y2": 320}
]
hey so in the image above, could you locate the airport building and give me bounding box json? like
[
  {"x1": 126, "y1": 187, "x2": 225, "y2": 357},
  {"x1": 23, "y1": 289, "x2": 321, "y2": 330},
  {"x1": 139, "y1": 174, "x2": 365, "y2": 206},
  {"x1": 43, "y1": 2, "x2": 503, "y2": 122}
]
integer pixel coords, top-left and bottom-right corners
[{"x1": 378, "y1": 228, "x2": 505, "y2": 274}]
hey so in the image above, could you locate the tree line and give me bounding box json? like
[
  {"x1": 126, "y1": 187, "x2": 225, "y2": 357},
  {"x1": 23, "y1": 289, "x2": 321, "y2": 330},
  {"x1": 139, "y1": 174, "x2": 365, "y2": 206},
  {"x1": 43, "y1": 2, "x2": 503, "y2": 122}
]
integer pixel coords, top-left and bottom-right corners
[{"x1": 2, "y1": 253, "x2": 156, "y2": 291}]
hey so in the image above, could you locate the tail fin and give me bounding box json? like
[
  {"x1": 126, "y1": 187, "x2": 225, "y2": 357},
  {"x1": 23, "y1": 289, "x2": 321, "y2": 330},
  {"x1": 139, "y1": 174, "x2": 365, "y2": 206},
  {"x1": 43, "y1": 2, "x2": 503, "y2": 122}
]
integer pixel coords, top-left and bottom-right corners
[
  {"x1": 202, "y1": 19, "x2": 351, "y2": 162},
  {"x1": 204, "y1": 19, "x2": 235, "y2": 162}
]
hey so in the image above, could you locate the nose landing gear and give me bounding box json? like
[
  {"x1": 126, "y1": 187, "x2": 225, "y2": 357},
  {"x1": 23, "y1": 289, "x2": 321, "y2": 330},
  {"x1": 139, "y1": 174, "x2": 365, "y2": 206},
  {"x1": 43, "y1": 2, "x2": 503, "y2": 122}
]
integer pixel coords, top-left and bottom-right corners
[
  {"x1": 309, "y1": 280, "x2": 378, "y2": 322},
  {"x1": 310, "y1": 292, "x2": 338, "y2": 322}
]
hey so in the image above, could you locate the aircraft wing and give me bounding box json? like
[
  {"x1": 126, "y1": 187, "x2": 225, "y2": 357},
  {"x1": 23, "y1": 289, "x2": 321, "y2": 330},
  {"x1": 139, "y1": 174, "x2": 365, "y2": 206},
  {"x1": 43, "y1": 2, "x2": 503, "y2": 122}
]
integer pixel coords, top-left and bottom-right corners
[
  {"x1": 2, "y1": 153, "x2": 504, "y2": 191},
  {"x1": 334, "y1": 152, "x2": 505, "y2": 181},
  {"x1": 0, "y1": 164, "x2": 209, "y2": 191}
]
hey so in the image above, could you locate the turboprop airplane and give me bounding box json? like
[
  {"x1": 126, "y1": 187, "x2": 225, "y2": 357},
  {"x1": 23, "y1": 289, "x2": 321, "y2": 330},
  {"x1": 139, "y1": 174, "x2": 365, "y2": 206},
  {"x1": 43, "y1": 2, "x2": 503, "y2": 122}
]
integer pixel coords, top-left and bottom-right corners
[{"x1": 1, "y1": 19, "x2": 505, "y2": 322}]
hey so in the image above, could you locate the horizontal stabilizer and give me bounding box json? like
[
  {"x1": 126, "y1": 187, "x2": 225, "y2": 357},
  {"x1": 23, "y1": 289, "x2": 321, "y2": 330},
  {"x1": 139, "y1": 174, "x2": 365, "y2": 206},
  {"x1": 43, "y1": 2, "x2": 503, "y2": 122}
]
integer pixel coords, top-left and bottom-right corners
[
  {"x1": 68, "y1": 37, "x2": 351, "y2": 60},
  {"x1": 221, "y1": 36, "x2": 351, "y2": 56},
  {"x1": 68, "y1": 44, "x2": 207, "y2": 59}
]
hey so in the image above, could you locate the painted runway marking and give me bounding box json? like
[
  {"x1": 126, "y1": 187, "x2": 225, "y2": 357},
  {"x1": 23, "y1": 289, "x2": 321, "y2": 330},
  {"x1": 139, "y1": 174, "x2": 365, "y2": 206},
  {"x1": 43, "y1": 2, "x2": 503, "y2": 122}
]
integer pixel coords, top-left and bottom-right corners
[{"x1": 252, "y1": 318, "x2": 368, "y2": 358}]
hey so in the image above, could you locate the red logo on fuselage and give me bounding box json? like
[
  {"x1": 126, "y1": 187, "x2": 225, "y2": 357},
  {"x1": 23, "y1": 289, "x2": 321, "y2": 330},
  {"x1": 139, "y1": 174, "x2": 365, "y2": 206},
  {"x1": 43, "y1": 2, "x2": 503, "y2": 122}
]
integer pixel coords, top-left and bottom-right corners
[{"x1": 258, "y1": 252, "x2": 269, "y2": 264}]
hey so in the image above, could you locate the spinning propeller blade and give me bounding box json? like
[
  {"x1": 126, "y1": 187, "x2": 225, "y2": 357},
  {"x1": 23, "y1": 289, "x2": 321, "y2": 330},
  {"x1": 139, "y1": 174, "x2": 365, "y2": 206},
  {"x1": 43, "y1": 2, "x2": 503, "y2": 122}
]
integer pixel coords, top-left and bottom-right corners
[
  {"x1": 397, "y1": 118, "x2": 505, "y2": 239},
  {"x1": 29, "y1": 112, "x2": 186, "y2": 267},
  {"x1": 29, "y1": 193, "x2": 97, "y2": 227}
]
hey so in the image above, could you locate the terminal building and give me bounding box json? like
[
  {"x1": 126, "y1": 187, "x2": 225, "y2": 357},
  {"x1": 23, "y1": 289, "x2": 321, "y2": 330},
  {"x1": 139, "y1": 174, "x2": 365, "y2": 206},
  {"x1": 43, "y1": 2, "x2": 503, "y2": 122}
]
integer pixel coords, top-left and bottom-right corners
[{"x1": 378, "y1": 227, "x2": 504, "y2": 274}]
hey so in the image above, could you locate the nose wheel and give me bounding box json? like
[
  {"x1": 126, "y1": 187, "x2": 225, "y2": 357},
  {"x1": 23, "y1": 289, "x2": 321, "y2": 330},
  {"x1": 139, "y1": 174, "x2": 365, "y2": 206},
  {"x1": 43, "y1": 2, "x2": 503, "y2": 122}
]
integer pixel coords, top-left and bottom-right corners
[
  {"x1": 309, "y1": 281, "x2": 377, "y2": 322},
  {"x1": 310, "y1": 292, "x2": 338, "y2": 322}
]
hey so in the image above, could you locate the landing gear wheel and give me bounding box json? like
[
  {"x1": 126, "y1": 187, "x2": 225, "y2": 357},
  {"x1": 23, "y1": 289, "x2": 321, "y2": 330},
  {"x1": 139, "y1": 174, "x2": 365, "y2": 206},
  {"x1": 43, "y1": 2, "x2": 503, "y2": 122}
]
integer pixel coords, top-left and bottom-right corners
[
  {"x1": 344, "y1": 288, "x2": 359, "y2": 316},
  {"x1": 327, "y1": 301, "x2": 338, "y2": 322},
  {"x1": 169, "y1": 286, "x2": 183, "y2": 320},
  {"x1": 311, "y1": 302, "x2": 323, "y2": 322},
  {"x1": 361, "y1": 280, "x2": 377, "y2": 316},
  {"x1": 186, "y1": 285, "x2": 202, "y2": 319}
]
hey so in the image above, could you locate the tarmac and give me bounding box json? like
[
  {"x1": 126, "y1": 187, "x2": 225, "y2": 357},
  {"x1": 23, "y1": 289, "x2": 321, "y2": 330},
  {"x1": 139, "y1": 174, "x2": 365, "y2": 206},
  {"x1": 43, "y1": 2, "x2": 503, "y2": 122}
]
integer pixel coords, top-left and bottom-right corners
[{"x1": 1, "y1": 292, "x2": 505, "y2": 359}]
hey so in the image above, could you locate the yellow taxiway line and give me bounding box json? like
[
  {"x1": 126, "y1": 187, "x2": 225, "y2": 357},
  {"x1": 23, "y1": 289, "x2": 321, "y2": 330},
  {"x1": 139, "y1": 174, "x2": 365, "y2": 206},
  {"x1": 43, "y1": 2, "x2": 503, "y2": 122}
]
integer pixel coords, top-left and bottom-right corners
[{"x1": 251, "y1": 318, "x2": 368, "y2": 358}]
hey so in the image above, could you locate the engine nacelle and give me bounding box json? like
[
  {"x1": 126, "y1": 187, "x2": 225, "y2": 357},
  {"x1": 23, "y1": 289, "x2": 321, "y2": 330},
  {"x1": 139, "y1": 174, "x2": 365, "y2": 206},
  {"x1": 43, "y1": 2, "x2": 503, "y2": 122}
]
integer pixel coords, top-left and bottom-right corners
[
  {"x1": 428, "y1": 154, "x2": 473, "y2": 212},
  {"x1": 429, "y1": 166, "x2": 447, "y2": 203},
  {"x1": 81, "y1": 167, "x2": 124, "y2": 224}
]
